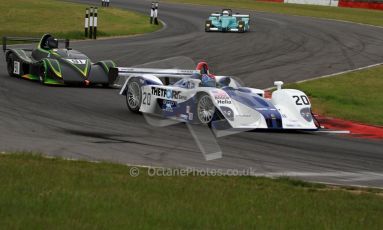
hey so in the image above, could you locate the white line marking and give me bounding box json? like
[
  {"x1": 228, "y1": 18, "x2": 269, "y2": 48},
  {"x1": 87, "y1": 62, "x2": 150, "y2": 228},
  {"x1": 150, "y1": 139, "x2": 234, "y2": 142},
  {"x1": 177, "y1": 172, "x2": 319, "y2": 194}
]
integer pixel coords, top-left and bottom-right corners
[
  {"x1": 257, "y1": 11, "x2": 383, "y2": 29},
  {"x1": 295, "y1": 62, "x2": 383, "y2": 84},
  {"x1": 315, "y1": 130, "x2": 351, "y2": 134},
  {"x1": 264, "y1": 62, "x2": 383, "y2": 90},
  {"x1": 311, "y1": 17, "x2": 383, "y2": 30}
]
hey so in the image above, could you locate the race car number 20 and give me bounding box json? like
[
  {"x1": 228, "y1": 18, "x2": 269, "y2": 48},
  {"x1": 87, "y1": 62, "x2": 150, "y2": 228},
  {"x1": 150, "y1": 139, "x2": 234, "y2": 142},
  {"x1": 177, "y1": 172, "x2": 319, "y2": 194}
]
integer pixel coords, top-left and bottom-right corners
[
  {"x1": 293, "y1": 95, "x2": 310, "y2": 105},
  {"x1": 143, "y1": 92, "x2": 151, "y2": 105}
]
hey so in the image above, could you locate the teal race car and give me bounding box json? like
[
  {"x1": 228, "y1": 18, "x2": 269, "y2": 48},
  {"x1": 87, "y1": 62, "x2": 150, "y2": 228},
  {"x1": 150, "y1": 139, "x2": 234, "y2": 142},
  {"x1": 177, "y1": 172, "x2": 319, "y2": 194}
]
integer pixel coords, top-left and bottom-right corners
[
  {"x1": 205, "y1": 9, "x2": 250, "y2": 33},
  {"x1": 2, "y1": 34, "x2": 116, "y2": 87}
]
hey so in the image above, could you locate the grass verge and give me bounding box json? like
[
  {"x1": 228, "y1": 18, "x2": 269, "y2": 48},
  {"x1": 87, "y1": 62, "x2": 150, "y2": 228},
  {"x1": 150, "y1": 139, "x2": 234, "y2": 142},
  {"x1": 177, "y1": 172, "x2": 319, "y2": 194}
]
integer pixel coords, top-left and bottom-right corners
[
  {"x1": 286, "y1": 65, "x2": 383, "y2": 126},
  {"x1": 0, "y1": 0, "x2": 160, "y2": 39},
  {"x1": 1, "y1": 153, "x2": 383, "y2": 229},
  {"x1": 166, "y1": 0, "x2": 383, "y2": 26}
]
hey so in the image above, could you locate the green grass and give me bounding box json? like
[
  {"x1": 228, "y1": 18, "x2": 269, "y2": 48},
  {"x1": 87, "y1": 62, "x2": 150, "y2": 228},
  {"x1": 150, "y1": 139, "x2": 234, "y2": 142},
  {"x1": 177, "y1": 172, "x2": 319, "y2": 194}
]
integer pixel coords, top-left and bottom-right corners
[
  {"x1": 1, "y1": 153, "x2": 383, "y2": 229},
  {"x1": 166, "y1": 0, "x2": 383, "y2": 26},
  {"x1": 286, "y1": 65, "x2": 383, "y2": 126},
  {"x1": 0, "y1": 0, "x2": 160, "y2": 39}
]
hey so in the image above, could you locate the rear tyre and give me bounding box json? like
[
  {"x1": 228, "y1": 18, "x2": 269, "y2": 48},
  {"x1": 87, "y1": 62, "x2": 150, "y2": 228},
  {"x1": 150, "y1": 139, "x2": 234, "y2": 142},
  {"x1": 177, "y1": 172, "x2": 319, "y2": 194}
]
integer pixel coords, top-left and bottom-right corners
[
  {"x1": 126, "y1": 78, "x2": 142, "y2": 113},
  {"x1": 7, "y1": 53, "x2": 17, "y2": 77}
]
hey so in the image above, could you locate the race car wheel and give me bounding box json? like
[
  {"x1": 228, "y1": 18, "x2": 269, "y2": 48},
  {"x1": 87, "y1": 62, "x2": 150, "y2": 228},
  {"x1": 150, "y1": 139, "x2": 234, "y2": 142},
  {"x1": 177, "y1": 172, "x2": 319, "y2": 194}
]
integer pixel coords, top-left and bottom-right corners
[
  {"x1": 238, "y1": 21, "x2": 245, "y2": 33},
  {"x1": 38, "y1": 64, "x2": 46, "y2": 85},
  {"x1": 205, "y1": 20, "x2": 212, "y2": 32},
  {"x1": 197, "y1": 94, "x2": 216, "y2": 124},
  {"x1": 7, "y1": 53, "x2": 17, "y2": 77},
  {"x1": 126, "y1": 78, "x2": 142, "y2": 113}
]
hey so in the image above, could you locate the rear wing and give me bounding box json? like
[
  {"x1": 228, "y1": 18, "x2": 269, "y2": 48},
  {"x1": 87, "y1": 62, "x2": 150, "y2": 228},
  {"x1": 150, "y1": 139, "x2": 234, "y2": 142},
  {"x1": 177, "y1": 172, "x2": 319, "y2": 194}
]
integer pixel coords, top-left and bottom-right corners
[
  {"x1": 2, "y1": 36, "x2": 70, "y2": 52},
  {"x1": 233, "y1": 14, "x2": 250, "y2": 22},
  {"x1": 109, "y1": 67, "x2": 199, "y2": 87},
  {"x1": 233, "y1": 14, "x2": 250, "y2": 18},
  {"x1": 210, "y1": 13, "x2": 221, "y2": 17},
  {"x1": 209, "y1": 13, "x2": 250, "y2": 19}
]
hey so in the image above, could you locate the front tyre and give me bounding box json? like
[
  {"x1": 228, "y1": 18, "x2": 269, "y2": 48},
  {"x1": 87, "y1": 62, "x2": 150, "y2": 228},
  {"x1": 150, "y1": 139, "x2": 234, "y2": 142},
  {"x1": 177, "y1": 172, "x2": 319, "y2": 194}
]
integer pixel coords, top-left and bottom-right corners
[
  {"x1": 196, "y1": 94, "x2": 216, "y2": 124},
  {"x1": 238, "y1": 21, "x2": 245, "y2": 33},
  {"x1": 205, "y1": 20, "x2": 212, "y2": 32},
  {"x1": 38, "y1": 64, "x2": 46, "y2": 85},
  {"x1": 126, "y1": 78, "x2": 142, "y2": 113}
]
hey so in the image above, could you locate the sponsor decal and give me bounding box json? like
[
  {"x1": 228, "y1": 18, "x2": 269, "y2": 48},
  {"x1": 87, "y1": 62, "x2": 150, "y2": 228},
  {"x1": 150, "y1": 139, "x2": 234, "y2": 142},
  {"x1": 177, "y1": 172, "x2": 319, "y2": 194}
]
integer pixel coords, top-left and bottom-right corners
[
  {"x1": 13, "y1": 61, "x2": 20, "y2": 74},
  {"x1": 235, "y1": 114, "x2": 251, "y2": 118},
  {"x1": 214, "y1": 91, "x2": 231, "y2": 104},
  {"x1": 162, "y1": 100, "x2": 177, "y2": 112},
  {"x1": 255, "y1": 108, "x2": 277, "y2": 111},
  {"x1": 166, "y1": 90, "x2": 172, "y2": 99},
  {"x1": 151, "y1": 87, "x2": 187, "y2": 100},
  {"x1": 183, "y1": 106, "x2": 193, "y2": 121},
  {"x1": 179, "y1": 114, "x2": 189, "y2": 121},
  {"x1": 66, "y1": 59, "x2": 87, "y2": 65}
]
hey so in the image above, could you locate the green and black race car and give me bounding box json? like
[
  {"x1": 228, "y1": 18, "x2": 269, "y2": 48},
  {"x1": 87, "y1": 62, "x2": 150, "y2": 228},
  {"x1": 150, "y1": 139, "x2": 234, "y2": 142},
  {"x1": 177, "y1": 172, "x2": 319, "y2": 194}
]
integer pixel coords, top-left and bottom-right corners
[{"x1": 3, "y1": 34, "x2": 116, "y2": 87}]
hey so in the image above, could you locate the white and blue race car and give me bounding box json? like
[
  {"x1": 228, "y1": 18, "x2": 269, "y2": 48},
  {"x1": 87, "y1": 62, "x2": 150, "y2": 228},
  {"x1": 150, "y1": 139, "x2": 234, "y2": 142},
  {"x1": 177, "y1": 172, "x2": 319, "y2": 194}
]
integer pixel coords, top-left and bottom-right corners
[{"x1": 110, "y1": 62, "x2": 317, "y2": 130}]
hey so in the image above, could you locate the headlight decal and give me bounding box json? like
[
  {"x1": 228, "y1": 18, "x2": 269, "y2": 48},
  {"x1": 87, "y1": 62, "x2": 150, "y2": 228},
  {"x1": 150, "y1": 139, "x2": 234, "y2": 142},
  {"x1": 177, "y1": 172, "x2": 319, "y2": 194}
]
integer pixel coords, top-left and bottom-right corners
[
  {"x1": 300, "y1": 107, "x2": 313, "y2": 122},
  {"x1": 220, "y1": 106, "x2": 234, "y2": 121}
]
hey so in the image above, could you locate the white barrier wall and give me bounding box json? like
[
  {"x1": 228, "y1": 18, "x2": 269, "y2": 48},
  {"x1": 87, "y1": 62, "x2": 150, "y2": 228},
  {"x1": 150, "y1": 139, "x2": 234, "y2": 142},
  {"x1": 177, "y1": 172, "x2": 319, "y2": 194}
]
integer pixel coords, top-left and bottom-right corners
[{"x1": 284, "y1": 0, "x2": 339, "y2": 7}]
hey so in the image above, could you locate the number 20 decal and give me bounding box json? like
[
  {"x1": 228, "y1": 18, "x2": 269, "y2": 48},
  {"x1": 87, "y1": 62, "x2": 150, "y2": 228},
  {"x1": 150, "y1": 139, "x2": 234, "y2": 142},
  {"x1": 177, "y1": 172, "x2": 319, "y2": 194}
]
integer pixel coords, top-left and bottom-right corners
[
  {"x1": 293, "y1": 95, "x2": 310, "y2": 105},
  {"x1": 143, "y1": 92, "x2": 151, "y2": 105}
]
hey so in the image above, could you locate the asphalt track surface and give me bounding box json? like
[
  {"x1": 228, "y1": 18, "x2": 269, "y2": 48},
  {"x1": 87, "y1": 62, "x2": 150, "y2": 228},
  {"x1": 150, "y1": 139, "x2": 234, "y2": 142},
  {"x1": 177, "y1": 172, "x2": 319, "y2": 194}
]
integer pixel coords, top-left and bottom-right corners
[{"x1": 1, "y1": 0, "x2": 383, "y2": 187}]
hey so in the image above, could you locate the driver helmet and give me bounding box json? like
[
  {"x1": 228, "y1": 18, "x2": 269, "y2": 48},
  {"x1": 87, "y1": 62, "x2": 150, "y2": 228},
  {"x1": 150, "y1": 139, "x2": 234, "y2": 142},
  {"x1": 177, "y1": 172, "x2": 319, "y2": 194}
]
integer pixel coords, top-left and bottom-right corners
[
  {"x1": 222, "y1": 10, "x2": 230, "y2": 16},
  {"x1": 45, "y1": 36, "x2": 58, "y2": 49}
]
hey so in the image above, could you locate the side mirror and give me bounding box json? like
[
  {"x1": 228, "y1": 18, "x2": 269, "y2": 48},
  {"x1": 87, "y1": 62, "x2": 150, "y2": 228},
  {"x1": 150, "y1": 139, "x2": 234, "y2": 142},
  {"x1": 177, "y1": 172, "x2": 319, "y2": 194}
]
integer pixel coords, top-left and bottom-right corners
[
  {"x1": 188, "y1": 79, "x2": 201, "y2": 89},
  {"x1": 274, "y1": 81, "x2": 284, "y2": 90}
]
